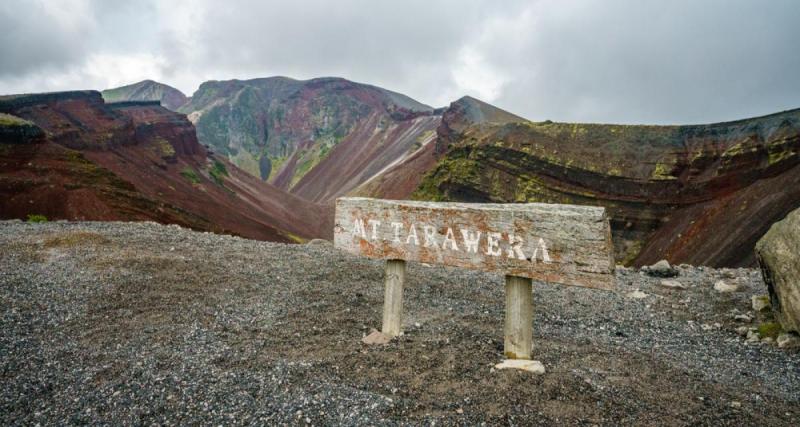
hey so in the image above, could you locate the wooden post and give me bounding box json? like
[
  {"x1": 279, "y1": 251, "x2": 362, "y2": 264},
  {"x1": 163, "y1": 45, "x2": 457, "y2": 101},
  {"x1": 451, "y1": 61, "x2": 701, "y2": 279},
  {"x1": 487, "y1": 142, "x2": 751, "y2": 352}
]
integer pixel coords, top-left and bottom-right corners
[
  {"x1": 504, "y1": 275, "x2": 533, "y2": 359},
  {"x1": 382, "y1": 259, "x2": 406, "y2": 337}
]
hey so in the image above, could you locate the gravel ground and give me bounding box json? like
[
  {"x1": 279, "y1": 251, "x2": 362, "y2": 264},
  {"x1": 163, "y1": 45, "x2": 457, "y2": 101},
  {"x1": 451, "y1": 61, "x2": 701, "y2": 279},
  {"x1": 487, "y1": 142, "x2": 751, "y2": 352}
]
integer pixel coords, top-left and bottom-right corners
[{"x1": 1, "y1": 220, "x2": 798, "y2": 425}]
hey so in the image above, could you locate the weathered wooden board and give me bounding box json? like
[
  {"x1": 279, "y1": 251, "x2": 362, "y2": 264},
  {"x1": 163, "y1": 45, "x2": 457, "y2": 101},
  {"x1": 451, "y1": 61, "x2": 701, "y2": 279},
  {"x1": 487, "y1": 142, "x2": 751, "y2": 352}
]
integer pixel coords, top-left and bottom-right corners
[{"x1": 334, "y1": 198, "x2": 615, "y2": 290}]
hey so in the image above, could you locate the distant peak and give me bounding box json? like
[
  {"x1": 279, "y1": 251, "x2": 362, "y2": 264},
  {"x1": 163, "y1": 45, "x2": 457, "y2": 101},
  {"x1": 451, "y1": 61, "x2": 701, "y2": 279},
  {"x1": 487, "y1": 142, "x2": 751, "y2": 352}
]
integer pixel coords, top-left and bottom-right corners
[
  {"x1": 445, "y1": 96, "x2": 527, "y2": 128},
  {"x1": 102, "y1": 80, "x2": 188, "y2": 111}
]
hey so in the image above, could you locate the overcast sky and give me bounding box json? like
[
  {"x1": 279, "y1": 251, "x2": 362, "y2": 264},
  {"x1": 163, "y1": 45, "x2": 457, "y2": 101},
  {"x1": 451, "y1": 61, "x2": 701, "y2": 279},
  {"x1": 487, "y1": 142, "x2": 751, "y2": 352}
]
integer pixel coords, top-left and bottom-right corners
[{"x1": 1, "y1": 0, "x2": 798, "y2": 124}]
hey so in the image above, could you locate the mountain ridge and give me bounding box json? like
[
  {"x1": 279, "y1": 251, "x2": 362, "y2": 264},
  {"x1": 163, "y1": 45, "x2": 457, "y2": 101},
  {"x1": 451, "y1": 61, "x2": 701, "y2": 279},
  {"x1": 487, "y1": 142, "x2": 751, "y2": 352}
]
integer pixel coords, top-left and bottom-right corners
[
  {"x1": 102, "y1": 80, "x2": 190, "y2": 111},
  {"x1": 98, "y1": 77, "x2": 800, "y2": 267},
  {"x1": 0, "y1": 90, "x2": 331, "y2": 241},
  {"x1": 115, "y1": 76, "x2": 442, "y2": 203},
  {"x1": 405, "y1": 96, "x2": 800, "y2": 267}
]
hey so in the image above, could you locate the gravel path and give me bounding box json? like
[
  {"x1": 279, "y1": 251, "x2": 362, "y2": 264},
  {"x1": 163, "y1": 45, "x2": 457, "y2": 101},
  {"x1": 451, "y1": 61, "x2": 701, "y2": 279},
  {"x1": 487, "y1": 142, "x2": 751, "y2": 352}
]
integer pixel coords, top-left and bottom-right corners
[{"x1": 1, "y1": 221, "x2": 798, "y2": 425}]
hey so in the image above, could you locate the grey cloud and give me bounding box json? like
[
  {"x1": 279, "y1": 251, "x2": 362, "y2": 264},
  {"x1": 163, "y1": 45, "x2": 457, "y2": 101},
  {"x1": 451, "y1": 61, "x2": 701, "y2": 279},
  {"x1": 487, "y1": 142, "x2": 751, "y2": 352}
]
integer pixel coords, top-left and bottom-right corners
[
  {"x1": 484, "y1": 0, "x2": 800, "y2": 123},
  {"x1": 0, "y1": 0, "x2": 797, "y2": 124},
  {"x1": 0, "y1": 1, "x2": 95, "y2": 77}
]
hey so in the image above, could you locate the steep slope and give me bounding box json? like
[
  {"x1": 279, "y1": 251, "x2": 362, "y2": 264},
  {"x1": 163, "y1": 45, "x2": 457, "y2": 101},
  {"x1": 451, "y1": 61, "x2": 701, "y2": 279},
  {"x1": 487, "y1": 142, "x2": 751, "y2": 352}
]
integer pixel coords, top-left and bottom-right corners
[
  {"x1": 353, "y1": 96, "x2": 525, "y2": 199},
  {"x1": 0, "y1": 91, "x2": 331, "y2": 241},
  {"x1": 102, "y1": 80, "x2": 189, "y2": 111},
  {"x1": 106, "y1": 77, "x2": 441, "y2": 202},
  {"x1": 392, "y1": 97, "x2": 800, "y2": 267}
]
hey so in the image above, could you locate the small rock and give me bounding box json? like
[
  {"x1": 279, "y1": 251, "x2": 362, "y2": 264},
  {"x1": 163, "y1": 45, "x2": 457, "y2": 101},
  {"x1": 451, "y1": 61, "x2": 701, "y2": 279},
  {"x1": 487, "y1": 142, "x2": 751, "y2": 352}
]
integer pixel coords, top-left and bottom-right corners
[
  {"x1": 456, "y1": 408, "x2": 464, "y2": 414},
  {"x1": 734, "y1": 314, "x2": 752, "y2": 323},
  {"x1": 494, "y1": 359, "x2": 546, "y2": 374},
  {"x1": 731, "y1": 401, "x2": 742, "y2": 408},
  {"x1": 777, "y1": 333, "x2": 800, "y2": 349},
  {"x1": 746, "y1": 330, "x2": 760, "y2": 343},
  {"x1": 761, "y1": 337, "x2": 775, "y2": 345},
  {"x1": 659, "y1": 279, "x2": 686, "y2": 290},
  {"x1": 626, "y1": 290, "x2": 649, "y2": 299},
  {"x1": 735, "y1": 326, "x2": 750, "y2": 336},
  {"x1": 714, "y1": 280, "x2": 739, "y2": 293},
  {"x1": 361, "y1": 329, "x2": 392, "y2": 345},
  {"x1": 751, "y1": 295, "x2": 770, "y2": 312},
  {"x1": 645, "y1": 260, "x2": 678, "y2": 277}
]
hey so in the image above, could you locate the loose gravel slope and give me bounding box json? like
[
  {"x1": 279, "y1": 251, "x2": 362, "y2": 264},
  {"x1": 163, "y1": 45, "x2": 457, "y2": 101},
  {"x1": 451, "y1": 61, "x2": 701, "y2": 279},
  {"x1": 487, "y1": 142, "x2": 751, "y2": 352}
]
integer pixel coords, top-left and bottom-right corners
[{"x1": 1, "y1": 221, "x2": 798, "y2": 425}]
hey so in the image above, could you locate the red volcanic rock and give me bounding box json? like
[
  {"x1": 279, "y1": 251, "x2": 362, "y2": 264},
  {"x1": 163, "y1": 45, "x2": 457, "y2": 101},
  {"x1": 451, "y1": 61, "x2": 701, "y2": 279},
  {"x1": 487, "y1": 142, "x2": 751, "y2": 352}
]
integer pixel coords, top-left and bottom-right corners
[
  {"x1": 350, "y1": 133, "x2": 441, "y2": 200},
  {"x1": 0, "y1": 91, "x2": 331, "y2": 242},
  {"x1": 105, "y1": 77, "x2": 443, "y2": 203}
]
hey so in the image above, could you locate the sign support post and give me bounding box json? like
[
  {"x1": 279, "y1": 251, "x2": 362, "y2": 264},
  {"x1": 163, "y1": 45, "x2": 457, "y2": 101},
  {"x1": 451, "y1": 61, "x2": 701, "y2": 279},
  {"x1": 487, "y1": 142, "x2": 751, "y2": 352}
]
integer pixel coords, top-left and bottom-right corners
[
  {"x1": 504, "y1": 275, "x2": 533, "y2": 359},
  {"x1": 382, "y1": 259, "x2": 406, "y2": 337}
]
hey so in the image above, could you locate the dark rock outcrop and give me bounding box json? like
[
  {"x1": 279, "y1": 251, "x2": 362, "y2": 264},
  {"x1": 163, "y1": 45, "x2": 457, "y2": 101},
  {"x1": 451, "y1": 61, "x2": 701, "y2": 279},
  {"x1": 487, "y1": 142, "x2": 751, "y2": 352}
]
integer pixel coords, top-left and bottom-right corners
[
  {"x1": 756, "y1": 208, "x2": 800, "y2": 332},
  {"x1": 0, "y1": 113, "x2": 45, "y2": 144}
]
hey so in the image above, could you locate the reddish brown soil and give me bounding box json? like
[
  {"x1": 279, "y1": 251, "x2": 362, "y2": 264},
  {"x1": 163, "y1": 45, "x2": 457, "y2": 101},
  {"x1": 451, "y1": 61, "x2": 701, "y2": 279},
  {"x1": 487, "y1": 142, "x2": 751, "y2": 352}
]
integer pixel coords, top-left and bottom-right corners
[
  {"x1": 352, "y1": 137, "x2": 442, "y2": 200},
  {"x1": 0, "y1": 92, "x2": 331, "y2": 242},
  {"x1": 0, "y1": 141, "x2": 215, "y2": 229},
  {"x1": 292, "y1": 114, "x2": 440, "y2": 202}
]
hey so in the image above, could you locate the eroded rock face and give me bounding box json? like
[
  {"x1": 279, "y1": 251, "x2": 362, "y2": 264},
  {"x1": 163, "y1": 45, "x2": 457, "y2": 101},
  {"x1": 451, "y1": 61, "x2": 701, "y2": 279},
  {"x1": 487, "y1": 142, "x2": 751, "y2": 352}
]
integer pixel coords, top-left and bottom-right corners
[
  {"x1": 106, "y1": 77, "x2": 442, "y2": 203},
  {"x1": 0, "y1": 90, "x2": 332, "y2": 242},
  {"x1": 0, "y1": 113, "x2": 45, "y2": 144},
  {"x1": 756, "y1": 208, "x2": 800, "y2": 332},
  {"x1": 410, "y1": 96, "x2": 800, "y2": 267}
]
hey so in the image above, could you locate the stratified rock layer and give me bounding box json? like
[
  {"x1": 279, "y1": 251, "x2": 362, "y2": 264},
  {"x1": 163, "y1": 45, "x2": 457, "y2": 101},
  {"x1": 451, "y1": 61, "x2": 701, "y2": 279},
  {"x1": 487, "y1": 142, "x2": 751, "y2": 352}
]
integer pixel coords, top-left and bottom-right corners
[
  {"x1": 408, "y1": 97, "x2": 800, "y2": 267},
  {"x1": 756, "y1": 208, "x2": 800, "y2": 332},
  {"x1": 0, "y1": 91, "x2": 331, "y2": 241}
]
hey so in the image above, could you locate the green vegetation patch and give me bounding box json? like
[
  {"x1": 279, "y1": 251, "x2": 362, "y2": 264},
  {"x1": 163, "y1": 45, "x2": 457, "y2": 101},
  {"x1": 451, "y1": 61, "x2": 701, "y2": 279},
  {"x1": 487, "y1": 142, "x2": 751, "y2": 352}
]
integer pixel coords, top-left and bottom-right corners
[
  {"x1": 180, "y1": 167, "x2": 201, "y2": 184},
  {"x1": 757, "y1": 322, "x2": 783, "y2": 339},
  {"x1": 209, "y1": 160, "x2": 229, "y2": 185},
  {"x1": 26, "y1": 214, "x2": 48, "y2": 223},
  {"x1": 283, "y1": 231, "x2": 306, "y2": 243},
  {"x1": 0, "y1": 113, "x2": 34, "y2": 127},
  {"x1": 412, "y1": 155, "x2": 481, "y2": 201},
  {"x1": 768, "y1": 148, "x2": 796, "y2": 166},
  {"x1": 153, "y1": 137, "x2": 176, "y2": 159},
  {"x1": 288, "y1": 138, "x2": 339, "y2": 188},
  {"x1": 721, "y1": 142, "x2": 745, "y2": 158},
  {"x1": 651, "y1": 160, "x2": 677, "y2": 180}
]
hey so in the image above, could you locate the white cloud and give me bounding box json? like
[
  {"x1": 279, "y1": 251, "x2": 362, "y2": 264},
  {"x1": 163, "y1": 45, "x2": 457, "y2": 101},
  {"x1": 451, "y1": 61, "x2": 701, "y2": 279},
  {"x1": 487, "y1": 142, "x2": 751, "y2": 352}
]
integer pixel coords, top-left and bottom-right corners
[
  {"x1": 82, "y1": 53, "x2": 169, "y2": 88},
  {"x1": 0, "y1": 52, "x2": 168, "y2": 94},
  {"x1": 451, "y1": 46, "x2": 507, "y2": 102}
]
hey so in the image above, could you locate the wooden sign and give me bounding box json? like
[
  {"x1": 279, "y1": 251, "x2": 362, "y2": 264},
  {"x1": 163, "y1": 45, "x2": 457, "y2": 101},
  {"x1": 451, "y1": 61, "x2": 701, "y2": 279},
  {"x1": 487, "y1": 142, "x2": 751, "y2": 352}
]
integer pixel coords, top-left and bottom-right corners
[
  {"x1": 334, "y1": 197, "x2": 615, "y2": 361},
  {"x1": 334, "y1": 198, "x2": 614, "y2": 289}
]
